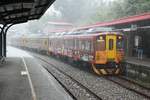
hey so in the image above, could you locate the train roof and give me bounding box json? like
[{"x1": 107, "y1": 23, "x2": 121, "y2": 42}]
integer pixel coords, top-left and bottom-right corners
[
  {"x1": 17, "y1": 34, "x2": 49, "y2": 38},
  {"x1": 49, "y1": 31, "x2": 123, "y2": 39}
]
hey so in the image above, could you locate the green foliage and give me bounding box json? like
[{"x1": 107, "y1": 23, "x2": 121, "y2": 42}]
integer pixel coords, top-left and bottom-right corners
[
  {"x1": 27, "y1": 0, "x2": 150, "y2": 32},
  {"x1": 87, "y1": 0, "x2": 150, "y2": 24}
]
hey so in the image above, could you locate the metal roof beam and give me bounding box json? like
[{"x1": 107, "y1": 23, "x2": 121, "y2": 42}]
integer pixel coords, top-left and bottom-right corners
[
  {"x1": 1, "y1": 8, "x2": 30, "y2": 17},
  {"x1": 0, "y1": 0, "x2": 34, "y2": 6},
  {"x1": 4, "y1": 13, "x2": 43, "y2": 24},
  {"x1": 5, "y1": 17, "x2": 28, "y2": 24},
  {"x1": 0, "y1": 0, "x2": 55, "y2": 24}
]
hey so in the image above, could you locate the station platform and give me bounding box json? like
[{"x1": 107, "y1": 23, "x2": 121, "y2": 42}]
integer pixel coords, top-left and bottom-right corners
[
  {"x1": 0, "y1": 46, "x2": 73, "y2": 100},
  {"x1": 125, "y1": 57, "x2": 150, "y2": 68},
  {"x1": 124, "y1": 57, "x2": 150, "y2": 88}
]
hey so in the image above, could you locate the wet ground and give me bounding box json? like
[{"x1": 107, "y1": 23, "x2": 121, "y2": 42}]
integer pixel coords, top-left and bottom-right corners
[{"x1": 0, "y1": 46, "x2": 73, "y2": 100}]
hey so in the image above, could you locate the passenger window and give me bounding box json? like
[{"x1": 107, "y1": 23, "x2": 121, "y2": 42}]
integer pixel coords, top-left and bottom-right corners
[
  {"x1": 109, "y1": 39, "x2": 113, "y2": 50},
  {"x1": 85, "y1": 41, "x2": 90, "y2": 51},
  {"x1": 44, "y1": 40, "x2": 47, "y2": 45},
  {"x1": 75, "y1": 40, "x2": 78, "y2": 49},
  {"x1": 79, "y1": 40, "x2": 82, "y2": 50},
  {"x1": 81, "y1": 41, "x2": 85, "y2": 50}
]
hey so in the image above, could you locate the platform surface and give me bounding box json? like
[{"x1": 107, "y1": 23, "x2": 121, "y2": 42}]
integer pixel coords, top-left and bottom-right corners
[
  {"x1": 125, "y1": 57, "x2": 150, "y2": 68},
  {"x1": 0, "y1": 46, "x2": 73, "y2": 100}
]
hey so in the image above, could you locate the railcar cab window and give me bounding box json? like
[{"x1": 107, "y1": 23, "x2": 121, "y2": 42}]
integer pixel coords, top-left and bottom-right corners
[
  {"x1": 117, "y1": 36, "x2": 123, "y2": 50},
  {"x1": 96, "y1": 36, "x2": 105, "y2": 51}
]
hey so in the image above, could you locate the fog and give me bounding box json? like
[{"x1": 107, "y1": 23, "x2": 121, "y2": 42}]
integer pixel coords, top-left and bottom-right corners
[{"x1": 7, "y1": 0, "x2": 150, "y2": 36}]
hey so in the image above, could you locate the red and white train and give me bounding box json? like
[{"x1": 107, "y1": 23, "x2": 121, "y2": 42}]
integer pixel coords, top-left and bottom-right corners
[{"x1": 11, "y1": 30, "x2": 124, "y2": 75}]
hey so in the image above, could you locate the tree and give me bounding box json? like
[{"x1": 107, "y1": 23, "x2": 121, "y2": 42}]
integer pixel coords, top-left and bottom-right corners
[{"x1": 87, "y1": 0, "x2": 150, "y2": 24}]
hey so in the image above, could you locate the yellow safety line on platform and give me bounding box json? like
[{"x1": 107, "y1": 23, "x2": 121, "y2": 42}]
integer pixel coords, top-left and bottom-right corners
[{"x1": 22, "y1": 57, "x2": 37, "y2": 100}]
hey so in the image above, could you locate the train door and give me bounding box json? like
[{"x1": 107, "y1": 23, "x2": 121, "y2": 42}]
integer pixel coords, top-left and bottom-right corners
[{"x1": 106, "y1": 35, "x2": 116, "y2": 60}]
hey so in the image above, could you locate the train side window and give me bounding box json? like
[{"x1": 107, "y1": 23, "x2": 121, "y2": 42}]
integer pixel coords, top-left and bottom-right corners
[
  {"x1": 51, "y1": 39, "x2": 53, "y2": 47},
  {"x1": 49, "y1": 40, "x2": 51, "y2": 46},
  {"x1": 91, "y1": 41, "x2": 94, "y2": 52},
  {"x1": 109, "y1": 39, "x2": 113, "y2": 50},
  {"x1": 81, "y1": 40, "x2": 84, "y2": 50},
  {"x1": 77, "y1": 40, "x2": 80, "y2": 50},
  {"x1": 72, "y1": 39, "x2": 75, "y2": 49},
  {"x1": 70, "y1": 40, "x2": 72, "y2": 49},
  {"x1": 70, "y1": 39, "x2": 73, "y2": 49},
  {"x1": 66, "y1": 40, "x2": 68, "y2": 48},
  {"x1": 44, "y1": 40, "x2": 47, "y2": 45},
  {"x1": 73, "y1": 39, "x2": 75, "y2": 49},
  {"x1": 85, "y1": 41, "x2": 91, "y2": 51},
  {"x1": 83, "y1": 41, "x2": 86, "y2": 50},
  {"x1": 79, "y1": 40, "x2": 82, "y2": 50},
  {"x1": 64, "y1": 40, "x2": 66, "y2": 48},
  {"x1": 75, "y1": 39, "x2": 77, "y2": 49},
  {"x1": 75, "y1": 39, "x2": 78, "y2": 49},
  {"x1": 67, "y1": 40, "x2": 69, "y2": 48}
]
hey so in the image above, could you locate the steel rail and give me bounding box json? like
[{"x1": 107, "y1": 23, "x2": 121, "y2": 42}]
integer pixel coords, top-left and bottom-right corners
[
  {"x1": 34, "y1": 55, "x2": 102, "y2": 100},
  {"x1": 105, "y1": 76, "x2": 150, "y2": 99}
]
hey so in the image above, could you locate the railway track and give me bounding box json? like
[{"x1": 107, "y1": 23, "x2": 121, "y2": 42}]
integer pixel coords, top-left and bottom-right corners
[
  {"x1": 30, "y1": 52, "x2": 150, "y2": 100},
  {"x1": 35, "y1": 55, "x2": 102, "y2": 100},
  {"x1": 105, "y1": 76, "x2": 150, "y2": 99}
]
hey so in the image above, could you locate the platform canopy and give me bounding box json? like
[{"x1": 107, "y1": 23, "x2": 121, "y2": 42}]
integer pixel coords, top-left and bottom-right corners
[{"x1": 0, "y1": 0, "x2": 55, "y2": 25}]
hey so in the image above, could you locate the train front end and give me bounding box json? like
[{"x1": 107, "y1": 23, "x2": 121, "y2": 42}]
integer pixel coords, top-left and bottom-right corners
[{"x1": 92, "y1": 32, "x2": 124, "y2": 75}]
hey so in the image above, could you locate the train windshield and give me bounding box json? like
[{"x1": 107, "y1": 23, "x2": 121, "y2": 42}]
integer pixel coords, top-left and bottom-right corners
[{"x1": 117, "y1": 36, "x2": 124, "y2": 49}]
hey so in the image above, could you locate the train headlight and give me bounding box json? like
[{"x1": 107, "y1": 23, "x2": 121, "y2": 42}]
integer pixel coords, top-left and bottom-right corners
[
  {"x1": 100, "y1": 36, "x2": 103, "y2": 40},
  {"x1": 97, "y1": 36, "x2": 104, "y2": 42},
  {"x1": 118, "y1": 36, "x2": 122, "y2": 39}
]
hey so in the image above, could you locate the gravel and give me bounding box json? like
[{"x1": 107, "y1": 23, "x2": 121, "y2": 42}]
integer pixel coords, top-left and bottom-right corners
[
  {"x1": 31, "y1": 52, "x2": 149, "y2": 100},
  {"x1": 40, "y1": 60, "x2": 101, "y2": 100}
]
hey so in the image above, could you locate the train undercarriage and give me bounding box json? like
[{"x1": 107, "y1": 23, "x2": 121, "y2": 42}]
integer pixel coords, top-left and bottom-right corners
[{"x1": 92, "y1": 63, "x2": 122, "y2": 75}]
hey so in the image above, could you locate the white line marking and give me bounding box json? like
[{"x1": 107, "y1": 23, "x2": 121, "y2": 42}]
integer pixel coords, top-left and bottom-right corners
[
  {"x1": 22, "y1": 57, "x2": 37, "y2": 100},
  {"x1": 21, "y1": 71, "x2": 28, "y2": 76}
]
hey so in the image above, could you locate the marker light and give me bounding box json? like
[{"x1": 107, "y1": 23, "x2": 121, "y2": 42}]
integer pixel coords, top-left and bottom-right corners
[
  {"x1": 118, "y1": 36, "x2": 122, "y2": 39},
  {"x1": 100, "y1": 36, "x2": 103, "y2": 40}
]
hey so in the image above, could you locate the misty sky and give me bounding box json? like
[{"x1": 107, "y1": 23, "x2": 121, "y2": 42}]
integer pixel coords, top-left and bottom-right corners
[{"x1": 8, "y1": 0, "x2": 144, "y2": 35}]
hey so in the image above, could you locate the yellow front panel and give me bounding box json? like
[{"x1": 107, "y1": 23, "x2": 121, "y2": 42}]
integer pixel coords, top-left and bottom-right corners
[
  {"x1": 95, "y1": 51, "x2": 107, "y2": 64},
  {"x1": 106, "y1": 35, "x2": 116, "y2": 59}
]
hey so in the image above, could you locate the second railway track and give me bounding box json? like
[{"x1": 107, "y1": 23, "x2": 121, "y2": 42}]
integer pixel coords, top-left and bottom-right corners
[{"x1": 105, "y1": 76, "x2": 150, "y2": 99}]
